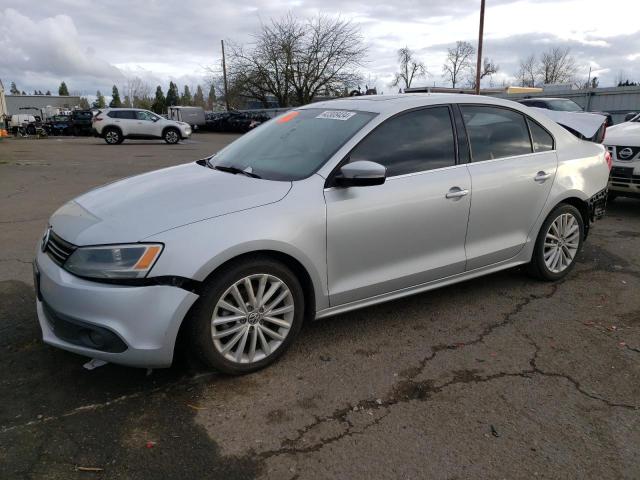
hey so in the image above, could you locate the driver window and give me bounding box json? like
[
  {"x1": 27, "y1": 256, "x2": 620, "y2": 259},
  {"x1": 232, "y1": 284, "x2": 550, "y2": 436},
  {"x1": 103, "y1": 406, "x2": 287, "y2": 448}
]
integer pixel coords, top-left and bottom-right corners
[
  {"x1": 136, "y1": 111, "x2": 153, "y2": 121},
  {"x1": 349, "y1": 106, "x2": 456, "y2": 177}
]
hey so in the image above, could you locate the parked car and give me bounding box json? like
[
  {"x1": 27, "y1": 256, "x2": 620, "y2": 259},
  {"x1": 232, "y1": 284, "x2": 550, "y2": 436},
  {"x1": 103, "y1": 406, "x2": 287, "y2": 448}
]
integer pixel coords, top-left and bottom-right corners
[
  {"x1": 34, "y1": 94, "x2": 609, "y2": 374},
  {"x1": 518, "y1": 97, "x2": 613, "y2": 127},
  {"x1": 92, "y1": 108, "x2": 192, "y2": 144},
  {"x1": 205, "y1": 111, "x2": 270, "y2": 133},
  {"x1": 71, "y1": 110, "x2": 94, "y2": 136},
  {"x1": 48, "y1": 114, "x2": 73, "y2": 136},
  {"x1": 604, "y1": 114, "x2": 640, "y2": 199}
]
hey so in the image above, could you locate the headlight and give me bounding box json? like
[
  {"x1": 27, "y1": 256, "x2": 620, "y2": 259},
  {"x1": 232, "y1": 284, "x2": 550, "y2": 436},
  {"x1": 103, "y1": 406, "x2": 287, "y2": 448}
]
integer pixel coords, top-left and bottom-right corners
[{"x1": 64, "y1": 244, "x2": 163, "y2": 279}]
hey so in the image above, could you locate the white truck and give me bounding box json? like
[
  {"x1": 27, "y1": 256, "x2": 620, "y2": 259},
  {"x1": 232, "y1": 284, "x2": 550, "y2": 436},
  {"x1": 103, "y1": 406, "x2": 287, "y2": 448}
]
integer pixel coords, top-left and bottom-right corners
[{"x1": 167, "y1": 106, "x2": 206, "y2": 129}]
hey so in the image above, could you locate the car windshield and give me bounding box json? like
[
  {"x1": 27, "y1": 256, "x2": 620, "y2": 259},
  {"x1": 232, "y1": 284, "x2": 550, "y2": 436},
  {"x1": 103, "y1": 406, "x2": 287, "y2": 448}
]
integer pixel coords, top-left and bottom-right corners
[
  {"x1": 546, "y1": 99, "x2": 583, "y2": 112},
  {"x1": 210, "y1": 108, "x2": 377, "y2": 181}
]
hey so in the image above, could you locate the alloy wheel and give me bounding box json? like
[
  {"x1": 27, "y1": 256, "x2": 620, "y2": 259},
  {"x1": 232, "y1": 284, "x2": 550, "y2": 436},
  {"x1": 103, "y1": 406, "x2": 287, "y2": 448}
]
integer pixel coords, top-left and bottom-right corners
[
  {"x1": 543, "y1": 212, "x2": 580, "y2": 273},
  {"x1": 105, "y1": 131, "x2": 119, "y2": 144},
  {"x1": 166, "y1": 130, "x2": 179, "y2": 143},
  {"x1": 211, "y1": 274, "x2": 294, "y2": 364}
]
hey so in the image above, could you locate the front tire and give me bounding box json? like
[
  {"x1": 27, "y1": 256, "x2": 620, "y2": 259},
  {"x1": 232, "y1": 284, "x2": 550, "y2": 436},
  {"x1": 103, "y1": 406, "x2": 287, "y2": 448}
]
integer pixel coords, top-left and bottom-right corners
[
  {"x1": 163, "y1": 128, "x2": 180, "y2": 144},
  {"x1": 527, "y1": 204, "x2": 584, "y2": 281},
  {"x1": 188, "y1": 257, "x2": 305, "y2": 375}
]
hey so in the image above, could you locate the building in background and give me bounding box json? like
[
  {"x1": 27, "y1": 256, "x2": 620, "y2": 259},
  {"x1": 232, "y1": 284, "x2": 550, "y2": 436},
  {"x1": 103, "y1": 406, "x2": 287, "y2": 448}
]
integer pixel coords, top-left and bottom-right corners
[{"x1": 5, "y1": 94, "x2": 81, "y2": 118}]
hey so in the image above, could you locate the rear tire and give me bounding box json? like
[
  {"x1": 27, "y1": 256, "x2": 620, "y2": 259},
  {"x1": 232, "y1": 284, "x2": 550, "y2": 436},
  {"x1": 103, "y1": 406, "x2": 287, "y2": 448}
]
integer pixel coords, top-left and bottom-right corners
[
  {"x1": 188, "y1": 257, "x2": 305, "y2": 375},
  {"x1": 103, "y1": 128, "x2": 122, "y2": 145},
  {"x1": 527, "y1": 203, "x2": 584, "y2": 281},
  {"x1": 163, "y1": 128, "x2": 180, "y2": 144}
]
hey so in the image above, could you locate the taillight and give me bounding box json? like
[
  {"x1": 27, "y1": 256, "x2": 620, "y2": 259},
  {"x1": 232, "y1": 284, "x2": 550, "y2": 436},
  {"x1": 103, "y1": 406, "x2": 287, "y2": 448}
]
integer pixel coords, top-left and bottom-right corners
[
  {"x1": 605, "y1": 151, "x2": 612, "y2": 170},
  {"x1": 93, "y1": 117, "x2": 102, "y2": 123}
]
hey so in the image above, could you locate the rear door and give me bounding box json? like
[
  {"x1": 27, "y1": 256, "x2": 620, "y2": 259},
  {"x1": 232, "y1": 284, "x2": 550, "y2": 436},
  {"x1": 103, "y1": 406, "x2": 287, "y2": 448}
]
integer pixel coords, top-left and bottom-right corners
[
  {"x1": 325, "y1": 106, "x2": 471, "y2": 306},
  {"x1": 114, "y1": 110, "x2": 137, "y2": 135},
  {"x1": 461, "y1": 105, "x2": 557, "y2": 270}
]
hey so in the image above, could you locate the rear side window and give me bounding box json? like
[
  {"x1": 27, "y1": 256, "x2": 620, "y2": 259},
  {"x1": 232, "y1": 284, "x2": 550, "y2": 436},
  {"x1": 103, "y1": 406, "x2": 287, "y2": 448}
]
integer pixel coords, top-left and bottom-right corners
[
  {"x1": 527, "y1": 119, "x2": 554, "y2": 152},
  {"x1": 461, "y1": 106, "x2": 532, "y2": 161},
  {"x1": 107, "y1": 110, "x2": 136, "y2": 119},
  {"x1": 350, "y1": 106, "x2": 456, "y2": 176}
]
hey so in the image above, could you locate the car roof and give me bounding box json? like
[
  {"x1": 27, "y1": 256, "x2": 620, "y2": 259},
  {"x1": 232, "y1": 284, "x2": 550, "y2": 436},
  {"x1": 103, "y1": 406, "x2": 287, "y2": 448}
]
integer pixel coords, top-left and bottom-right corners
[
  {"x1": 520, "y1": 97, "x2": 576, "y2": 102},
  {"x1": 300, "y1": 93, "x2": 535, "y2": 116}
]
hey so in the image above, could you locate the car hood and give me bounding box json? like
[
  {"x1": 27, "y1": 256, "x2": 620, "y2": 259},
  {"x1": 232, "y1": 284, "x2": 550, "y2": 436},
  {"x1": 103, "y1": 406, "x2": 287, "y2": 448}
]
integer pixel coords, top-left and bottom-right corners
[
  {"x1": 50, "y1": 162, "x2": 292, "y2": 245},
  {"x1": 605, "y1": 122, "x2": 640, "y2": 147}
]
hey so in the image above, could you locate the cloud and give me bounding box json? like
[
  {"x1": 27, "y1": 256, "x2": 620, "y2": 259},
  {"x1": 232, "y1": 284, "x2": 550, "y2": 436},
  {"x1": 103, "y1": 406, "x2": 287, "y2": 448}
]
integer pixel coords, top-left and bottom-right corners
[
  {"x1": 1, "y1": 1, "x2": 638, "y2": 97},
  {"x1": 0, "y1": 8, "x2": 124, "y2": 94}
]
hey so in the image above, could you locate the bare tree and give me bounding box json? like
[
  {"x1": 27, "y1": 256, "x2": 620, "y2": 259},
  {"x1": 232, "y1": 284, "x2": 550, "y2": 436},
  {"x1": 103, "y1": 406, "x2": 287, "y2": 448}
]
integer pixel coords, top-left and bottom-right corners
[
  {"x1": 442, "y1": 41, "x2": 475, "y2": 88},
  {"x1": 226, "y1": 13, "x2": 366, "y2": 107},
  {"x1": 391, "y1": 47, "x2": 426, "y2": 90},
  {"x1": 467, "y1": 57, "x2": 499, "y2": 89},
  {"x1": 538, "y1": 47, "x2": 578, "y2": 85},
  {"x1": 517, "y1": 54, "x2": 537, "y2": 87},
  {"x1": 124, "y1": 77, "x2": 152, "y2": 108}
]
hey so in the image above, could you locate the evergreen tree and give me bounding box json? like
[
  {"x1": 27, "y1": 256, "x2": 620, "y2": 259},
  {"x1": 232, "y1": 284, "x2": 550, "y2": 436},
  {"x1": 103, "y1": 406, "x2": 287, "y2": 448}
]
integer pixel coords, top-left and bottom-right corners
[
  {"x1": 110, "y1": 85, "x2": 122, "y2": 107},
  {"x1": 123, "y1": 95, "x2": 131, "y2": 107},
  {"x1": 206, "y1": 84, "x2": 217, "y2": 110},
  {"x1": 151, "y1": 86, "x2": 166, "y2": 114},
  {"x1": 79, "y1": 97, "x2": 91, "y2": 109},
  {"x1": 21, "y1": 91, "x2": 26, "y2": 95},
  {"x1": 93, "y1": 90, "x2": 106, "y2": 109},
  {"x1": 166, "y1": 81, "x2": 179, "y2": 107},
  {"x1": 181, "y1": 85, "x2": 192, "y2": 105},
  {"x1": 9, "y1": 82, "x2": 20, "y2": 94},
  {"x1": 45, "y1": 90, "x2": 52, "y2": 95},
  {"x1": 193, "y1": 85, "x2": 205, "y2": 108},
  {"x1": 58, "y1": 81, "x2": 69, "y2": 96}
]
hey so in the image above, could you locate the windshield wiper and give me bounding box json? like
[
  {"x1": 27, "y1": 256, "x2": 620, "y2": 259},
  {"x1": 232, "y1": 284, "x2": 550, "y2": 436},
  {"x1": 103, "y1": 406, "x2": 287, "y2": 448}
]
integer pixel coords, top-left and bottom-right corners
[{"x1": 213, "y1": 165, "x2": 261, "y2": 179}]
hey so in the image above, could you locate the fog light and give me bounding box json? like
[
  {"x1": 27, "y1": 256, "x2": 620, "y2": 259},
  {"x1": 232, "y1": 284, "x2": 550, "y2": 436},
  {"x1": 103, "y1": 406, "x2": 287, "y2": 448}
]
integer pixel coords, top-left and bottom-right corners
[{"x1": 87, "y1": 330, "x2": 105, "y2": 347}]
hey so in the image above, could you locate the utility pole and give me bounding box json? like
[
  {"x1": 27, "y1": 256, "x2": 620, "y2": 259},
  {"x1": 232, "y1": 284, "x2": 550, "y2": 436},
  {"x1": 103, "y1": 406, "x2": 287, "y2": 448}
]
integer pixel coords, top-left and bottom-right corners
[
  {"x1": 474, "y1": 0, "x2": 486, "y2": 95},
  {"x1": 221, "y1": 39, "x2": 230, "y2": 111}
]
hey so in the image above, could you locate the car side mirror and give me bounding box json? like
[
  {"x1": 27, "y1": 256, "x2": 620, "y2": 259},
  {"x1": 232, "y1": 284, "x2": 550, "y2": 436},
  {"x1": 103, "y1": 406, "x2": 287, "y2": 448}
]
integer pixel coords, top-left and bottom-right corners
[{"x1": 334, "y1": 160, "x2": 386, "y2": 187}]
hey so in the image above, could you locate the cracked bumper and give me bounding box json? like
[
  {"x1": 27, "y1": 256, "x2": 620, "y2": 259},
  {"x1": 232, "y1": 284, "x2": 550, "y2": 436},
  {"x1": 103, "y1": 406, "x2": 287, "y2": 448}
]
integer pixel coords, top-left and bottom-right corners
[{"x1": 34, "y1": 249, "x2": 199, "y2": 368}]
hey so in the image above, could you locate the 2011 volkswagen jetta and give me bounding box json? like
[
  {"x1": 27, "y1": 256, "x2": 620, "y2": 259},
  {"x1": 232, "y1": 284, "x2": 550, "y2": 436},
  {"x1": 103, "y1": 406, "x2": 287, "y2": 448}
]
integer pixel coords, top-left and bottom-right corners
[{"x1": 34, "y1": 94, "x2": 610, "y2": 374}]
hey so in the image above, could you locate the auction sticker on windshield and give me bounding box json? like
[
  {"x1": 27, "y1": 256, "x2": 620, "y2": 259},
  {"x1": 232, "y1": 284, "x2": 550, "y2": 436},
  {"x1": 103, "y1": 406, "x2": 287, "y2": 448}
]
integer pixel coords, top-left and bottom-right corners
[{"x1": 316, "y1": 110, "x2": 357, "y2": 121}]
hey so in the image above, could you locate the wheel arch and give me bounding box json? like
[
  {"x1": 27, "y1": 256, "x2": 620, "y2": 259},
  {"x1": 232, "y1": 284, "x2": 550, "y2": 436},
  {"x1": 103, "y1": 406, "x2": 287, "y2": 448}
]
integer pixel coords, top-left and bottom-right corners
[
  {"x1": 102, "y1": 124, "x2": 122, "y2": 137},
  {"x1": 548, "y1": 194, "x2": 590, "y2": 239},
  {"x1": 162, "y1": 125, "x2": 181, "y2": 138}
]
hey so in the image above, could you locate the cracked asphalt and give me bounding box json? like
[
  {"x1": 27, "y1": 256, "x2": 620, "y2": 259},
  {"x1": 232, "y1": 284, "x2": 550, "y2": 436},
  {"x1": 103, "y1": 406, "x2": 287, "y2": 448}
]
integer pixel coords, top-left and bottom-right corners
[{"x1": 1, "y1": 136, "x2": 639, "y2": 479}]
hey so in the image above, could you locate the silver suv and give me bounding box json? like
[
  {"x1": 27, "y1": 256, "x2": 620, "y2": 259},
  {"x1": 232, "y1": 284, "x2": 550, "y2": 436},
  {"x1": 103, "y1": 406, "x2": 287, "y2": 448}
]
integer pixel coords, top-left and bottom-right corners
[
  {"x1": 93, "y1": 108, "x2": 191, "y2": 144},
  {"x1": 35, "y1": 94, "x2": 609, "y2": 374}
]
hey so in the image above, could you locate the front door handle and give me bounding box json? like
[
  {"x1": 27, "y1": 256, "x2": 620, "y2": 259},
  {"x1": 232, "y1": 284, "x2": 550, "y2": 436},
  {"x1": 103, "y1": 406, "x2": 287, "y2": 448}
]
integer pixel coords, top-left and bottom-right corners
[
  {"x1": 445, "y1": 187, "x2": 469, "y2": 200},
  {"x1": 534, "y1": 171, "x2": 552, "y2": 182}
]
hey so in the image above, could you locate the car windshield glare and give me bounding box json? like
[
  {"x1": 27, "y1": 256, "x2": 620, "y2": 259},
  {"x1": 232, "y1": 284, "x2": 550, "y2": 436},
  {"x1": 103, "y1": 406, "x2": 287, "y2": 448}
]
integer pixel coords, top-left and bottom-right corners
[
  {"x1": 211, "y1": 108, "x2": 377, "y2": 181},
  {"x1": 547, "y1": 99, "x2": 583, "y2": 112}
]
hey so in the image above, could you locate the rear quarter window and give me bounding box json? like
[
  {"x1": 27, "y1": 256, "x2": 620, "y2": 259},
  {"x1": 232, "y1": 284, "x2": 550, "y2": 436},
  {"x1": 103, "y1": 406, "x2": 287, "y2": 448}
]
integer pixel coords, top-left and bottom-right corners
[{"x1": 527, "y1": 119, "x2": 555, "y2": 152}]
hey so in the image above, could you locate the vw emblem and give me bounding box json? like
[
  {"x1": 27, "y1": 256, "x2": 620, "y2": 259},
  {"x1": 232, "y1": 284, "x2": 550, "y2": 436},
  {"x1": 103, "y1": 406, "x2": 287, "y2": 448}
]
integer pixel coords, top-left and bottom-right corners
[
  {"x1": 41, "y1": 227, "x2": 51, "y2": 252},
  {"x1": 618, "y1": 147, "x2": 634, "y2": 160}
]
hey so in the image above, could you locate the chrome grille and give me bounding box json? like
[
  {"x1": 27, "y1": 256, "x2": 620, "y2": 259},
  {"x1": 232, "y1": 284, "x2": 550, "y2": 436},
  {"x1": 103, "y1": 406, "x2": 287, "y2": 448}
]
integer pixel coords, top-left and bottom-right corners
[{"x1": 45, "y1": 230, "x2": 76, "y2": 266}]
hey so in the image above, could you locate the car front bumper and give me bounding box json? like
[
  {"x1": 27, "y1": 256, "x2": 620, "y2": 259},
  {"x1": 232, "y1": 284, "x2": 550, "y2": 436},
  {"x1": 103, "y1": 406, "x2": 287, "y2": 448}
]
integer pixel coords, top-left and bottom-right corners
[
  {"x1": 34, "y1": 249, "x2": 199, "y2": 368},
  {"x1": 608, "y1": 163, "x2": 640, "y2": 196}
]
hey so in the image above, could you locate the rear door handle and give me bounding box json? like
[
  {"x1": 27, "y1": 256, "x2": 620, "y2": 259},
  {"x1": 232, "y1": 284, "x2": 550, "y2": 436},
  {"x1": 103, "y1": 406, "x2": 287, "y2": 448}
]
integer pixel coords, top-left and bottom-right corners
[
  {"x1": 445, "y1": 187, "x2": 469, "y2": 200},
  {"x1": 534, "y1": 171, "x2": 552, "y2": 182}
]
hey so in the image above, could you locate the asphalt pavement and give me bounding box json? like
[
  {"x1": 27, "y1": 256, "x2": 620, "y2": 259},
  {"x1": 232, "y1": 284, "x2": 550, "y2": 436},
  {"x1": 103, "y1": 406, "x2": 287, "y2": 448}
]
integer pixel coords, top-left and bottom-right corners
[{"x1": 1, "y1": 135, "x2": 639, "y2": 479}]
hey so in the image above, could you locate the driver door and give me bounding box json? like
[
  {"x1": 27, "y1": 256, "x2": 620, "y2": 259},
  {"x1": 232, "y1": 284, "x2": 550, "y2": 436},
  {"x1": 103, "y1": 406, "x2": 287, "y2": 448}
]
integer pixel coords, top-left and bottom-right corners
[
  {"x1": 134, "y1": 110, "x2": 160, "y2": 137},
  {"x1": 325, "y1": 106, "x2": 471, "y2": 306}
]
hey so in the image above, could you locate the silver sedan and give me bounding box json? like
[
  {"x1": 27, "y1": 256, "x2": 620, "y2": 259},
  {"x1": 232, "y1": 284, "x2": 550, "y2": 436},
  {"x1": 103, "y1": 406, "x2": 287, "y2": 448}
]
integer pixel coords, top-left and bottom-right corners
[{"x1": 34, "y1": 94, "x2": 610, "y2": 374}]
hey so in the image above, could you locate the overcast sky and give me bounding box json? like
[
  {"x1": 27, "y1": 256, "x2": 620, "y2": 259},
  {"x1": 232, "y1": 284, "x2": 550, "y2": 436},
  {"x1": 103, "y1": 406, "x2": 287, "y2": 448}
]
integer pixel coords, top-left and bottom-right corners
[{"x1": 1, "y1": 0, "x2": 639, "y2": 97}]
